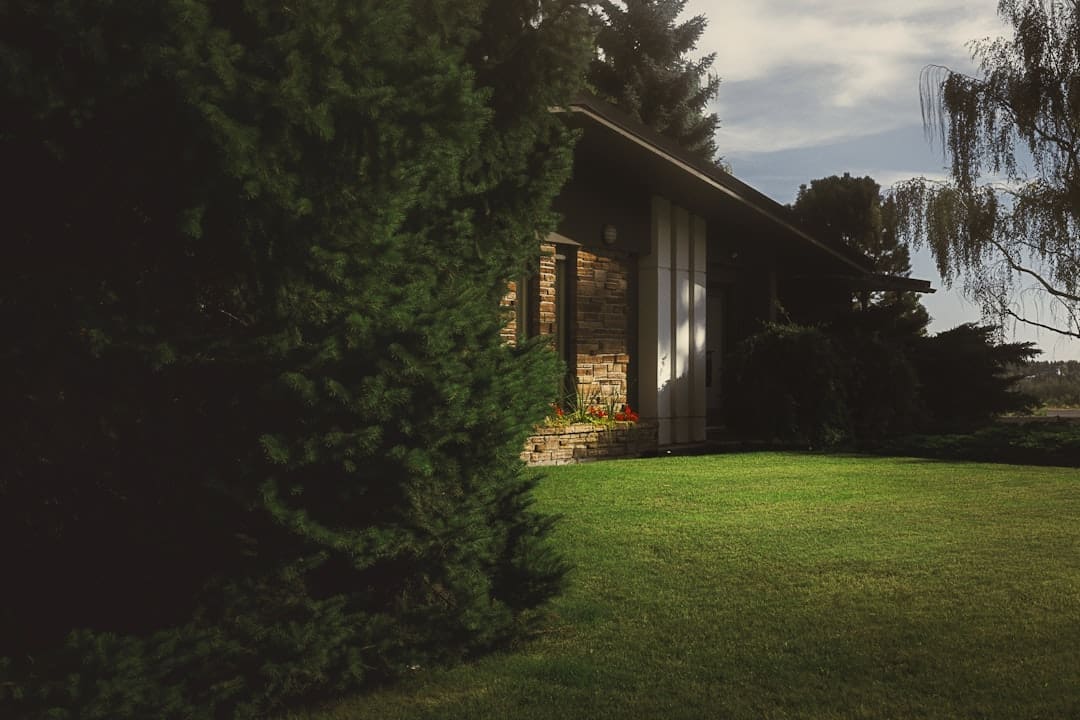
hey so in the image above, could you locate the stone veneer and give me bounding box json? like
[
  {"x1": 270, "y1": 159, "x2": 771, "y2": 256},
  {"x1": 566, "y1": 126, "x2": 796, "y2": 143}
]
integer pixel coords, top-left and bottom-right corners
[
  {"x1": 575, "y1": 248, "x2": 630, "y2": 402},
  {"x1": 501, "y1": 239, "x2": 644, "y2": 465},
  {"x1": 522, "y1": 421, "x2": 658, "y2": 466},
  {"x1": 500, "y1": 244, "x2": 631, "y2": 407}
]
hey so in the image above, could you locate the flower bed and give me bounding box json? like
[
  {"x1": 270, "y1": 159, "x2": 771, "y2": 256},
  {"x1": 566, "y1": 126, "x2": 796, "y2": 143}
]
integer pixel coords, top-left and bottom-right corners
[{"x1": 521, "y1": 420, "x2": 658, "y2": 466}]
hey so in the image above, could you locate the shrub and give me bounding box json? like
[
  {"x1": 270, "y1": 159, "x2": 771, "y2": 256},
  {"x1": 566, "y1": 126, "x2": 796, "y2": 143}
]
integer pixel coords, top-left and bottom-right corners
[
  {"x1": 724, "y1": 323, "x2": 851, "y2": 446},
  {"x1": 912, "y1": 324, "x2": 1039, "y2": 432},
  {"x1": 877, "y1": 422, "x2": 1080, "y2": 467},
  {"x1": 723, "y1": 318, "x2": 1035, "y2": 448}
]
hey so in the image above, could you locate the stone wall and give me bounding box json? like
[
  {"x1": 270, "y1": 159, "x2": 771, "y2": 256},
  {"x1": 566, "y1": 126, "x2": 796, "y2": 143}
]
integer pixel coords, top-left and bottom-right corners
[
  {"x1": 575, "y1": 248, "x2": 630, "y2": 402},
  {"x1": 500, "y1": 244, "x2": 632, "y2": 406},
  {"x1": 522, "y1": 421, "x2": 657, "y2": 466}
]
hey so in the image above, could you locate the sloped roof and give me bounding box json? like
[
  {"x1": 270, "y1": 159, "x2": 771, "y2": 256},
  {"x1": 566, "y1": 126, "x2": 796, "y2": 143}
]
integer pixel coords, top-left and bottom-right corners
[{"x1": 559, "y1": 93, "x2": 934, "y2": 294}]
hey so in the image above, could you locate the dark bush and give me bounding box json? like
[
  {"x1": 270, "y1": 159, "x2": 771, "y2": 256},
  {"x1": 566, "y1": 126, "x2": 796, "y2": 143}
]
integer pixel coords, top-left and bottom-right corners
[
  {"x1": 849, "y1": 334, "x2": 920, "y2": 440},
  {"x1": 913, "y1": 323, "x2": 1039, "y2": 432},
  {"x1": 724, "y1": 323, "x2": 851, "y2": 446},
  {"x1": 877, "y1": 422, "x2": 1080, "y2": 467},
  {"x1": 724, "y1": 318, "x2": 1036, "y2": 448}
]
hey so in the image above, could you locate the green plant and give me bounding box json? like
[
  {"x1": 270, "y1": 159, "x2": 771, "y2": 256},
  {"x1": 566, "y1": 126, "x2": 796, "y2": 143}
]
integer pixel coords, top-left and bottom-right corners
[
  {"x1": 912, "y1": 323, "x2": 1039, "y2": 432},
  {"x1": 878, "y1": 421, "x2": 1080, "y2": 467},
  {"x1": 546, "y1": 383, "x2": 638, "y2": 429},
  {"x1": 724, "y1": 323, "x2": 852, "y2": 446},
  {"x1": 725, "y1": 318, "x2": 1039, "y2": 448}
]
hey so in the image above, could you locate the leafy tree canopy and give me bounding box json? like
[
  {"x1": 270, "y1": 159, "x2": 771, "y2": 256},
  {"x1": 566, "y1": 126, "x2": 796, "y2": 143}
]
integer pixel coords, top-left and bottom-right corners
[
  {"x1": 588, "y1": 0, "x2": 720, "y2": 161},
  {"x1": 793, "y1": 173, "x2": 929, "y2": 328},
  {"x1": 795, "y1": 173, "x2": 911, "y2": 277},
  {"x1": 892, "y1": 0, "x2": 1080, "y2": 339},
  {"x1": 1016, "y1": 359, "x2": 1080, "y2": 406}
]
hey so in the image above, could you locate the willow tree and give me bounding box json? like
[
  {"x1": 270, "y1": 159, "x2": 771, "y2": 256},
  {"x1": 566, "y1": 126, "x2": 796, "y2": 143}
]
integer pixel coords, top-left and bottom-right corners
[{"x1": 892, "y1": 0, "x2": 1080, "y2": 339}]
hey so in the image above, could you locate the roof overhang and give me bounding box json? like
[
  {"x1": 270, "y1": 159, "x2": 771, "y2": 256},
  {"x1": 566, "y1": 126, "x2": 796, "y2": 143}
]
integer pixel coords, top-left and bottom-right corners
[
  {"x1": 788, "y1": 273, "x2": 936, "y2": 293},
  {"x1": 856, "y1": 274, "x2": 936, "y2": 294},
  {"x1": 556, "y1": 94, "x2": 935, "y2": 292}
]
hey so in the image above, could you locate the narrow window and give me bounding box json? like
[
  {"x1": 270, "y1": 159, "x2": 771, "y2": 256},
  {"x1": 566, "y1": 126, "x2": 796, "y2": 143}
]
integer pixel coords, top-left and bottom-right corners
[{"x1": 555, "y1": 247, "x2": 577, "y2": 403}]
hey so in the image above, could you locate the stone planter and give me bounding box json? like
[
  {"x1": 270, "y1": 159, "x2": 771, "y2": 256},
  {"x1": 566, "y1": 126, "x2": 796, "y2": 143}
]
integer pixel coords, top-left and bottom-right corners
[{"x1": 521, "y1": 420, "x2": 658, "y2": 466}]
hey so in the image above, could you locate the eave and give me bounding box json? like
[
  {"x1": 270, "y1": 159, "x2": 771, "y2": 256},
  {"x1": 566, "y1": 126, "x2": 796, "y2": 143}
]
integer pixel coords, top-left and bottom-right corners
[{"x1": 556, "y1": 93, "x2": 935, "y2": 293}]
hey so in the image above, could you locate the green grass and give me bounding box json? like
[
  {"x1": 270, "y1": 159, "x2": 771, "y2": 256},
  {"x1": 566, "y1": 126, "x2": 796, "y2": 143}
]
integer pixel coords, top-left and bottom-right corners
[{"x1": 289, "y1": 453, "x2": 1080, "y2": 719}]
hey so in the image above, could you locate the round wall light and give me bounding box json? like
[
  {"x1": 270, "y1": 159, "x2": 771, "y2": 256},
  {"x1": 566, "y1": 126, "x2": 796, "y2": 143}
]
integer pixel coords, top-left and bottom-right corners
[{"x1": 602, "y1": 224, "x2": 617, "y2": 245}]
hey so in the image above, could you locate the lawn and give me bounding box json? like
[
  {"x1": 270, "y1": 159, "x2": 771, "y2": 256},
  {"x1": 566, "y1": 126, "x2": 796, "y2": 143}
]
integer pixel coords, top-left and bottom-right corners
[{"x1": 288, "y1": 453, "x2": 1080, "y2": 720}]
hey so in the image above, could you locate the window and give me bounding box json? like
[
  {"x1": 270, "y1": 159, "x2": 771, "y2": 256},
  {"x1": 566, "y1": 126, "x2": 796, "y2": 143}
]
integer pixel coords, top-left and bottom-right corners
[{"x1": 554, "y1": 246, "x2": 577, "y2": 403}]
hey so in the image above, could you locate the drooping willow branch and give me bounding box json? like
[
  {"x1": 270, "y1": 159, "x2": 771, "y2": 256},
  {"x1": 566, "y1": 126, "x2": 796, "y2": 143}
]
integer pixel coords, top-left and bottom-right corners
[{"x1": 1004, "y1": 308, "x2": 1080, "y2": 339}]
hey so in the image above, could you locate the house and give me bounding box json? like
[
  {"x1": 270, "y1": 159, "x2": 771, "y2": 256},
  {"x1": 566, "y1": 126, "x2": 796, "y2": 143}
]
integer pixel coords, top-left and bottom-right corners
[{"x1": 509, "y1": 94, "x2": 933, "y2": 456}]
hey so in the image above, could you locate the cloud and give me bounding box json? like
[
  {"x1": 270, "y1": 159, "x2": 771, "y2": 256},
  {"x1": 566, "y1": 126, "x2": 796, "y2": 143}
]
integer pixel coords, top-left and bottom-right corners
[
  {"x1": 687, "y1": 0, "x2": 1008, "y2": 153},
  {"x1": 675, "y1": 2, "x2": 1080, "y2": 358},
  {"x1": 720, "y1": 124, "x2": 950, "y2": 203}
]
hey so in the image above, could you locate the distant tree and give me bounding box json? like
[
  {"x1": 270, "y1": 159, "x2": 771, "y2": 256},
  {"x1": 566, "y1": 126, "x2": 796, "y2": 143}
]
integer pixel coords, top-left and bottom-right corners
[
  {"x1": 588, "y1": 0, "x2": 721, "y2": 161},
  {"x1": 793, "y1": 173, "x2": 929, "y2": 326},
  {"x1": 1015, "y1": 359, "x2": 1080, "y2": 406},
  {"x1": 1, "y1": 0, "x2": 591, "y2": 716},
  {"x1": 892, "y1": 0, "x2": 1080, "y2": 340}
]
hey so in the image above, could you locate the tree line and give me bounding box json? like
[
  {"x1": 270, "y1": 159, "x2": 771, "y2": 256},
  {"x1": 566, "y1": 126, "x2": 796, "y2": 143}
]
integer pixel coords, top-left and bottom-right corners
[{"x1": 1016, "y1": 360, "x2": 1080, "y2": 407}]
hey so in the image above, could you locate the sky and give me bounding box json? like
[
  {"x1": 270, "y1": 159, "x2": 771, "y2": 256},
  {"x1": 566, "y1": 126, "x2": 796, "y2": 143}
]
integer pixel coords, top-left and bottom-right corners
[{"x1": 685, "y1": 0, "x2": 1080, "y2": 361}]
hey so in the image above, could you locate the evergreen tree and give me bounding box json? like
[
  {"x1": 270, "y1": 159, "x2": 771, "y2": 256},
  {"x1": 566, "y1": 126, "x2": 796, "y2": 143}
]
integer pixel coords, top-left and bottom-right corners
[
  {"x1": 589, "y1": 0, "x2": 721, "y2": 161},
  {"x1": 1, "y1": 0, "x2": 591, "y2": 716},
  {"x1": 914, "y1": 324, "x2": 1039, "y2": 431},
  {"x1": 790, "y1": 174, "x2": 931, "y2": 443}
]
